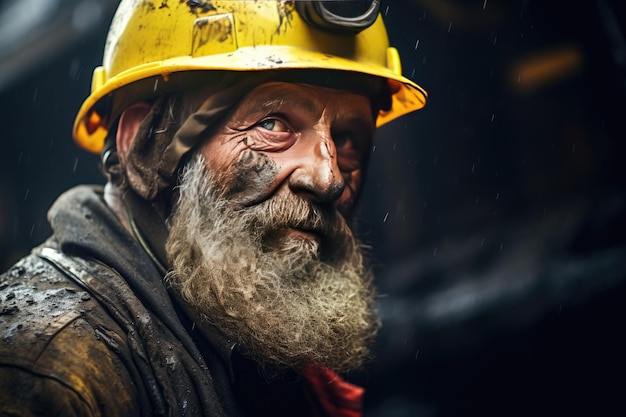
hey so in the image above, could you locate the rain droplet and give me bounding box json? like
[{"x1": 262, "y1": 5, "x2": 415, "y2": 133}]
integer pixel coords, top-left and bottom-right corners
[{"x1": 69, "y1": 57, "x2": 81, "y2": 80}]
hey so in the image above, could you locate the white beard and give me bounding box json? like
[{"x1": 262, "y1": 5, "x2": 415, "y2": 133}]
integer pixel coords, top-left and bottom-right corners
[{"x1": 164, "y1": 154, "x2": 379, "y2": 374}]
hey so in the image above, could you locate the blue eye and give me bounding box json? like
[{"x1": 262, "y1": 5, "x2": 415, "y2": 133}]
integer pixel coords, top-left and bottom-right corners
[
  {"x1": 260, "y1": 119, "x2": 276, "y2": 130},
  {"x1": 258, "y1": 118, "x2": 289, "y2": 132}
]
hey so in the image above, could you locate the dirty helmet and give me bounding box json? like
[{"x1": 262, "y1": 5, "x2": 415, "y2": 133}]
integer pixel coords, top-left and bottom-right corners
[{"x1": 73, "y1": 0, "x2": 427, "y2": 154}]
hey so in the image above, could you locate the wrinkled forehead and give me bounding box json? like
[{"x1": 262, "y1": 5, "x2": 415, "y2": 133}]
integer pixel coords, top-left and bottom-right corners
[
  {"x1": 177, "y1": 70, "x2": 391, "y2": 121},
  {"x1": 233, "y1": 82, "x2": 376, "y2": 123}
]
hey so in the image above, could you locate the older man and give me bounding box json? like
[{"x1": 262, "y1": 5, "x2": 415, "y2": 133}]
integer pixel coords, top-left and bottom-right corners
[{"x1": 0, "y1": 1, "x2": 426, "y2": 416}]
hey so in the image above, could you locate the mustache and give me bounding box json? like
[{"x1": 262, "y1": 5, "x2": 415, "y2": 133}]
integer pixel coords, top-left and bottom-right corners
[{"x1": 238, "y1": 192, "x2": 351, "y2": 257}]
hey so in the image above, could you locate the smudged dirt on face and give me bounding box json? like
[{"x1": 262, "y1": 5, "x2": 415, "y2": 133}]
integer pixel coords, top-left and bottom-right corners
[{"x1": 227, "y1": 150, "x2": 280, "y2": 204}]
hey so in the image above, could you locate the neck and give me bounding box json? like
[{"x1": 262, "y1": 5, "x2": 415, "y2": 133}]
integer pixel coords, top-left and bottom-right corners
[{"x1": 104, "y1": 182, "x2": 132, "y2": 234}]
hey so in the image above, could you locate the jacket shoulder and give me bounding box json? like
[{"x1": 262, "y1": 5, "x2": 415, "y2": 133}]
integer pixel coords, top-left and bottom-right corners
[
  {"x1": 0, "y1": 252, "x2": 140, "y2": 416},
  {"x1": 0, "y1": 252, "x2": 95, "y2": 360}
]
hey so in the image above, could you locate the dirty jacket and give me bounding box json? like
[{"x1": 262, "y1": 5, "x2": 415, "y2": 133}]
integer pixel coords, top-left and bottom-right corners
[{"x1": 0, "y1": 186, "x2": 364, "y2": 417}]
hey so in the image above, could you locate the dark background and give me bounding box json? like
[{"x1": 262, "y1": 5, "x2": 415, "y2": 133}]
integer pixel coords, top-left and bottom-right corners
[{"x1": 1, "y1": 1, "x2": 625, "y2": 416}]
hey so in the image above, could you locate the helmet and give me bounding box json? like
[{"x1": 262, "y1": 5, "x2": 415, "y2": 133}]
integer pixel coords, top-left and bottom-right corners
[{"x1": 73, "y1": 0, "x2": 427, "y2": 154}]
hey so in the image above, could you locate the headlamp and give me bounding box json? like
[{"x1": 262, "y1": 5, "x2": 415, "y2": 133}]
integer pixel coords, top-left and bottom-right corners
[{"x1": 295, "y1": 0, "x2": 381, "y2": 34}]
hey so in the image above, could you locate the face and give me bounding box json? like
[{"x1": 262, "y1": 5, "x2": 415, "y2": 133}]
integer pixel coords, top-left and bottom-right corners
[
  {"x1": 200, "y1": 82, "x2": 374, "y2": 220},
  {"x1": 165, "y1": 82, "x2": 380, "y2": 374}
]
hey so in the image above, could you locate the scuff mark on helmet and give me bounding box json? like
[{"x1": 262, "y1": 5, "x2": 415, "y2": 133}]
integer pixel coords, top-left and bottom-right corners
[
  {"x1": 192, "y1": 15, "x2": 233, "y2": 54},
  {"x1": 141, "y1": 0, "x2": 156, "y2": 13},
  {"x1": 185, "y1": 0, "x2": 216, "y2": 14},
  {"x1": 275, "y1": 1, "x2": 295, "y2": 35},
  {"x1": 266, "y1": 55, "x2": 284, "y2": 65}
]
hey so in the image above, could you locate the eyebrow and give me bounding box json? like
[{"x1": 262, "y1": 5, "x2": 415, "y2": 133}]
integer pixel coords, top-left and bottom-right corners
[{"x1": 259, "y1": 92, "x2": 321, "y2": 116}]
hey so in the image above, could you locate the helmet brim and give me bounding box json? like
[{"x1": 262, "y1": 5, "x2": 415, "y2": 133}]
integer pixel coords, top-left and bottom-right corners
[{"x1": 74, "y1": 46, "x2": 427, "y2": 154}]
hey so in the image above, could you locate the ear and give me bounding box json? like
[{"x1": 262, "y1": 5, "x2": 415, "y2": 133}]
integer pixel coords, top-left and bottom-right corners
[{"x1": 116, "y1": 102, "x2": 152, "y2": 166}]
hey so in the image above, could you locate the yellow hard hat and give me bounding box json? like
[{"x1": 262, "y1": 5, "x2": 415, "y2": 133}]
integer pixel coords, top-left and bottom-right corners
[{"x1": 73, "y1": 0, "x2": 427, "y2": 154}]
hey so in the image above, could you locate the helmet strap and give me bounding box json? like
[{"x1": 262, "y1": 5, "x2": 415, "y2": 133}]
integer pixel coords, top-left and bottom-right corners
[{"x1": 121, "y1": 187, "x2": 170, "y2": 275}]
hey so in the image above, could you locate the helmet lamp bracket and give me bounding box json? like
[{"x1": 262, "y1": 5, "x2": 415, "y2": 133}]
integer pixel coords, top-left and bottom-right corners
[{"x1": 295, "y1": 0, "x2": 381, "y2": 34}]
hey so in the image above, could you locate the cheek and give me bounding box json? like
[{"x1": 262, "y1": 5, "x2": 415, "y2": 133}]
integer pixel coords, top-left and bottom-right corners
[
  {"x1": 337, "y1": 169, "x2": 363, "y2": 214},
  {"x1": 227, "y1": 149, "x2": 280, "y2": 200}
]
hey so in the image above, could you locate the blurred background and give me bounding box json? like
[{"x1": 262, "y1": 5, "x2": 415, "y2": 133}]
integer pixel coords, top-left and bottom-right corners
[{"x1": 1, "y1": 0, "x2": 625, "y2": 416}]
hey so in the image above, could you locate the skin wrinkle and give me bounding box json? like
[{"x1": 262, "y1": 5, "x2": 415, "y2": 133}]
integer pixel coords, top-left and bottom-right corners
[{"x1": 256, "y1": 89, "x2": 323, "y2": 123}]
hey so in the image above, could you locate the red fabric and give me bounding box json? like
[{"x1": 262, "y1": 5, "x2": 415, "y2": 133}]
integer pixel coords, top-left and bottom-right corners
[{"x1": 302, "y1": 366, "x2": 364, "y2": 417}]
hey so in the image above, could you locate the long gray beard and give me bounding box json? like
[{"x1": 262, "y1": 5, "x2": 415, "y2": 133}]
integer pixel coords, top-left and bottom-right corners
[{"x1": 164, "y1": 154, "x2": 379, "y2": 374}]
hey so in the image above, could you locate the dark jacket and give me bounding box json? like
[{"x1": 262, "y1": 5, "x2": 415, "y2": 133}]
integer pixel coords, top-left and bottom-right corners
[{"x1": 0, "y1": 186, "x2": 363, "y2": 417}]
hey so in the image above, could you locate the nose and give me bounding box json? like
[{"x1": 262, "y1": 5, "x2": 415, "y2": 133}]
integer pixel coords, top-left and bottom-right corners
[{"x1": 288, "y1": 132, "x2": 346, "y2": 204}]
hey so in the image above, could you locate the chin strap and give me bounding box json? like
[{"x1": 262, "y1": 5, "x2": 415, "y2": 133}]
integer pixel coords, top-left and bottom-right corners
[
  {"x1": 302, "y1": 366, "x2": 364, "y2": 417},
  {"x1": 121, "y1": 189, "x2": 170, "y2": 276}
]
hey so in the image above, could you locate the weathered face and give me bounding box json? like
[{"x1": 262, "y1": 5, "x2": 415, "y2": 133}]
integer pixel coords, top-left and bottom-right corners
[
  {"x1": 200, "y1": 82, "x2": 375, "y2": 221},
  {"x1": 164, "y1": 82, "x2": 380, "y2": 373}
]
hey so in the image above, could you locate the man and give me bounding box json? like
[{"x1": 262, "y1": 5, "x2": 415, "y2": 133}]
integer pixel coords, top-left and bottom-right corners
[{"x1": 0, "y1": 1, "x2": 426, "y2": 416}]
